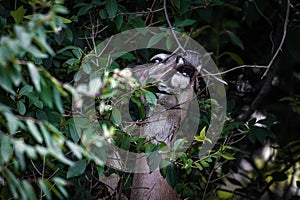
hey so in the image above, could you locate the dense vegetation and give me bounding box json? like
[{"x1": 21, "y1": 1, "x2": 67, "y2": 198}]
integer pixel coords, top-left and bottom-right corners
[{"x1": 0, "y1": 0, "x2": 300, "y2": 199}]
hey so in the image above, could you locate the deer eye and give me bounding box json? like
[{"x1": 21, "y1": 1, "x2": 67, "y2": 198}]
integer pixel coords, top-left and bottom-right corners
[{"x1": 176, "y1": 65, "x2": 196, "y2": 78}]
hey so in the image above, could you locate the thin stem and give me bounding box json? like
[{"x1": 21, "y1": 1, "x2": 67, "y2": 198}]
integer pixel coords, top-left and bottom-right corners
[
  {"x1": 163, "y1": 0, "x2": 185, "y2": 53},
  {"x1": 262, "y1": 0, "x2": 290, "y2": 78}
]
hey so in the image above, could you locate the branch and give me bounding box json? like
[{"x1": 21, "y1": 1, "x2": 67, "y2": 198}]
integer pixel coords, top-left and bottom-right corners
[
  {"x1": 163, "y1": 0, "x2": 185, "y2": 53},
  {"x1": 239, "y1": 0, "x2": 291, "y2": 121},
  {"x1": 201, "y1": 65, "x2": 268, "y2": 77},
  {"x1": 261, "y1": 0, "x2": 290, "y2": 78}
]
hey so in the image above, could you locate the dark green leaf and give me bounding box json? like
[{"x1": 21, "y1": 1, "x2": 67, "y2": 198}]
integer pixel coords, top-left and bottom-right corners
[
  {"x1": 105, "y1": 0, "x2": 118, "y2": 18},
  {"x1": 173, "y1": 19, "x2": 196, "y2": 27},
  {"x1": 69, "y1": 121, "x2": 80, "y2": 143},
  {"x1": 225, "y1": 30, "x2": 244, "y2": 50},
  {"x1": 166, "y1": 163, "x2": 178, "y2": 188},
  {"x1": 219, "y1": 51, "x2": 244, "y2": 65},
  {"x1": 114, "y1": 14, "x2": 123, "y2": 31},
  {"x1": 67, "y1": 160, "x2": 87, "y2": 178},
  {"x1": 77, "y1": 4, "x2": 93, "y2": 16},
  {"x1": 19, "y1": 85, "x2": 33, "y2": 96},
  {"x1": 17, "y1": 101, "x2": 26, "y2": 115}
]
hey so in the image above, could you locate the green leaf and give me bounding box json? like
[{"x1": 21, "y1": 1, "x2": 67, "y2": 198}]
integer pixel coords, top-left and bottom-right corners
[
  {"x1": 41, "y1": 81, "x2": 53, "y2": 108},
  {"x1": 200, "y1": 160, "x2": 209, "y2": 168},
  {"x1": 66, "y1": 141, "x2": 83, "y2": 159},
  {"x1": 195, "y1": 162, "x2": 203, "y2": 171},
  {"x1": 219, "y1": 51, "x2": 244, "y2": 65},
  {"x1": 194, "y1": 126, "x2": 207, "y2": 142},
  {"x1": 77, "y1": 4, "x2": 93, "y2": 16},
  {"x1": 173, "y1": 0, "x2": 181, "y2": 10},
  {"x1": 17, "y1": 100, "x2": 26, "y2": 115},
  {"x1": 53, "y1": 88, "x2": 64, "y2": 114},
  {"x1": 120, "y1": 52, "x2": 136, "y2": 60},
  {"x1": 112, "y1": 107, "x2": 122, "y2": 126},
  {"x1": 166, "y1": 163, "x2": 178, "y2": 188},
  {"x1": 105, "y1": 0, "x2": 118, "y2": 18},
  {"x1": 10, "y1": 6, "x2": 27, "y2": 24},
  {"x1": 147, "y1": 33, "x2": 165, "y2": 48},
  {"x1": 219, "y1": 152, "x2": 236, "y2": 160},
  {"x1": 19, "y1": 85, "x2": 33, "y2": 96},
  {"x1": 38, "y1": 179, "x2": 52, "y2": 200},
  {"x1": 173, "y1": 19, "x2": 196, "y2": 27},
  {"x1": 58, "y1": 16, "x2": 72, "y2": 24},
  {"x1": 225, "y1": 30, "x2": 244, "y2": 50},
  {"x1": 191, "y1": 25, "x2": 214, "y2": 38},
  {"x1": 248, "y1": 126, "x2": 272, "y2": 144},
  {"x1": 145, "y1": 90, "x2": 157, "y2": 110},
  {"x1": 67, "y1": 160, "x2": 87, "y2": 178},
  {"x1": 40, "y1": 123, "x2": 53, "y2": 148},
  {"x1": 114, "y1": 14, "x2": 123, "y2": 31},
  {"x1": 217, "y1": 189, "x2": 233, "y2": 199},
  {"x1": 99, "y1": 9, "x2": 107, "y2": 19},
  {"x1": 4, "y1": 112, "x2": 19, "y2": 134},
  {"x1": 27, "y1": 62, "x2": 41, "y2": 92},
  {"x1": 26, "y1": 120, "x2": 43, "y2": 143},
  {"x1": 69, "y1": 121, "x2": 80, "y2": 143},
  {"x1": 1, "y1": 135, "x2": 12, "y2": 163},
  {"x1": 29, "y1": 96, "x2": 43, "y2": 109},
  {"x1": 173, "y1": 138, "x2": 187, "y2": 151},
  {"x1": 0, "y1": 70, "x2": 16, "y2": 95}
]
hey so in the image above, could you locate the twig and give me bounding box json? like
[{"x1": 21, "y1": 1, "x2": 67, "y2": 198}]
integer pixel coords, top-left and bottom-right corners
[
  {"x1": 201, "y1": 65, "x2": 268, "y2": 77},
  {"x1": 261, "y1": 0, "x2": 290, "y2": 78},
  {"x1": 163, "y1": 0, "x2": 186, "y2": 53},
  {"x1": 239, "y1": 0, "x2": 291, "y2": 121}
]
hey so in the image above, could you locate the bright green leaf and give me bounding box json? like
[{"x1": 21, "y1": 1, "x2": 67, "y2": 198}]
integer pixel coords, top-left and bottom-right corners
[
  {"x1": 1, "y1": 135, "x2": 12, "y2": 163},
  {"x1": 220, "y1": 152, "x2": 236, "y2": 160},
  {"x1": 53, "y1": 88, "x2": 64, "y2": 114},
  {"x1": 40, "y1": 123, "x2": 53, "y2": 148},
  {"x1": 194, "y1": 126, "x2": 206, "y2": 142},
  {"x1": 4, "y1": 112, "x2": 19, "y2": 134},
  {"x1": 10, "y1": 6, "x2": 26, "y2": 24},
  {"x1": 27, "y1": 62, "x2": 41, "y2": 92},
  {"x1": 26, "y1": 120, "x2": 43, "y2": 143}
]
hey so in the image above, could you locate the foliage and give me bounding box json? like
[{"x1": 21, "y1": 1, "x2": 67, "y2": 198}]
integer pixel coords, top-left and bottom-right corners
[{"x1": 0, "y1": 0, "x2": 300, "y2": 199}]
